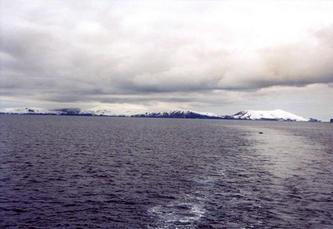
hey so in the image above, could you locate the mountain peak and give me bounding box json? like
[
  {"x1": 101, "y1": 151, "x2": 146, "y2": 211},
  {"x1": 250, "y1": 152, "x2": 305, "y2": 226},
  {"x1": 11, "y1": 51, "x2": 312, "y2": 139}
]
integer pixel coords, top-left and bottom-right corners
[
  {"x1": 132, "y1": 110, "x2": 221, "y2": 119},
  {"x1": 232, "y1": 109, "x2": 309, "y2": 121}
]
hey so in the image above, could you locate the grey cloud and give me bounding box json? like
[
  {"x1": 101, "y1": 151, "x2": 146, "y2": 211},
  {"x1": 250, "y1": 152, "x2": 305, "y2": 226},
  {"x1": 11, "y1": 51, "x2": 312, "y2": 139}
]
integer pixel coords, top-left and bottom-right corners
[{"x1": 1, "y1": 0, "x2": 333, "y2": 119}]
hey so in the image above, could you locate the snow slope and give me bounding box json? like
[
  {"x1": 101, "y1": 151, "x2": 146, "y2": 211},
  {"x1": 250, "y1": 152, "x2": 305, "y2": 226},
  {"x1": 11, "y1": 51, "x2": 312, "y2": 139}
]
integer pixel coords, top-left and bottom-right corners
[
  {"x1": 231, "y1": 109, "x2": 309, "y2": 121},
  {"x1": 132, "y1": 110, "x2": 221, "y2": 119},
  {"x1": 0, "y1": 107, "x2": 49, "y2": 114}
]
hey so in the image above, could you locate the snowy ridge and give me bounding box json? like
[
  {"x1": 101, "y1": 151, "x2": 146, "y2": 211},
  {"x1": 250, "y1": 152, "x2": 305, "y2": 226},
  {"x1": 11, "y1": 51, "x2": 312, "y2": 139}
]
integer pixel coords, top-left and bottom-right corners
[
  {"x1": 0, "y1": 107, "x2": 50, "y2": 114},
  {"x1": 0, "y1": 107, "x2": 316, "y2": 121},
  {"x1": 231, "y1": 109, "x2": 309, "y2": 121},
  {"x1": 132, "y1": 110, "x2": 221, "y2": 119}
]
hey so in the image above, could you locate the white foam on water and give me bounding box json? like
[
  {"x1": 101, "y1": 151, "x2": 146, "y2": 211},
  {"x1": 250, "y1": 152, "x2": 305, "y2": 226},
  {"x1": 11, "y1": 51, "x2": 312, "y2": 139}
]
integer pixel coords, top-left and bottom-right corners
[{"x1": 148, "y1": 195, "x2": 206, "y2": 228}]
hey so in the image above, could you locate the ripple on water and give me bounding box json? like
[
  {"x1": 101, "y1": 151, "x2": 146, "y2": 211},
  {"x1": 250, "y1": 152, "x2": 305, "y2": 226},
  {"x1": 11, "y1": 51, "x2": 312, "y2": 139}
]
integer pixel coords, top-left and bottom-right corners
[
  {"x1": 148, "y1": 194, "x2": 206, "y2": 228},
  {"x1": 1, "y1": 116, "x2": 332, "y2": 228}
]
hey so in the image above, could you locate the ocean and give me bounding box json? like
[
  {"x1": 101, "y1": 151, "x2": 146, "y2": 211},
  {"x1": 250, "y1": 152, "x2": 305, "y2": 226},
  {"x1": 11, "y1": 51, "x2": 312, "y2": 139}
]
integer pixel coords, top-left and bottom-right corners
[{"x1": 0, "y1": 115, "x2": 332, "y2": 228}]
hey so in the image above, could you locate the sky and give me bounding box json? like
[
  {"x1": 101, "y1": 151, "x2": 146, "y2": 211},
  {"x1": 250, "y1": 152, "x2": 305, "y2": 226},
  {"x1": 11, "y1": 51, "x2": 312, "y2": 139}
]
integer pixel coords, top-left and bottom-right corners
[{"x1": 1, "y1": 0, "x2": 333, "y2": 120}]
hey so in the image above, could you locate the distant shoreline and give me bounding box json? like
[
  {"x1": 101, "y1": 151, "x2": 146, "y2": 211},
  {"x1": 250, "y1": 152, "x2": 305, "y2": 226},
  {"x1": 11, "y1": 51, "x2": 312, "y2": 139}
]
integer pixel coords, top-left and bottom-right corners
[{"x1": 1, "y1": 113, "x2": 329, "y2": 123}]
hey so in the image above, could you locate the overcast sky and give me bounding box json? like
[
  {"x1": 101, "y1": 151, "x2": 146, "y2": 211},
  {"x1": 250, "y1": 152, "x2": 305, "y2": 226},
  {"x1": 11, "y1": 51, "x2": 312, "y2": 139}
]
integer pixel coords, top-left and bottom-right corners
[{"x1": 1, "y1": 0, "x2": 333, "y2": 120}]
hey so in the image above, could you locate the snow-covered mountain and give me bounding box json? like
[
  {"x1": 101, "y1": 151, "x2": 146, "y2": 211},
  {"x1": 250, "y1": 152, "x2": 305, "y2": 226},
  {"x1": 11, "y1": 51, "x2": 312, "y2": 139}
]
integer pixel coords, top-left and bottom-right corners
[
  {"x1": 0, "y1": 107, "x2": 316, "y2": 122},
  {"x1": 0, "y1": 107, "x2": 92, "y2": 116},
  {"x1": 230, "y1": 109, "x2": 309, "y2": 121},
  {"x1": 86, "y1": 109, "x2": 113, "y2": 116},
  {"x1": 0, "y1": 107, "x2": 49, "y2": 114},
  {"x1": 132, "y1": 110, "x2": 221, "y2": 119}
]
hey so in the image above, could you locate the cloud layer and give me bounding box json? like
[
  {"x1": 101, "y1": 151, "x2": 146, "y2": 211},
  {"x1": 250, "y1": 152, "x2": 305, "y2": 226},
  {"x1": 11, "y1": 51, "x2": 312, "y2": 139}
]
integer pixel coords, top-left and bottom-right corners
[{"x1": 1, "y1": 0, "x2": 333, "y2": 119}]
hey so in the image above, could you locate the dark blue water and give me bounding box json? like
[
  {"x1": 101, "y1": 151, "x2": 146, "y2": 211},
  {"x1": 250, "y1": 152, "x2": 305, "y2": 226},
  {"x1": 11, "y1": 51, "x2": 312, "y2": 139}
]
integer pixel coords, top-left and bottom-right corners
[{"x1": 0, "y1": 115, "x2": 332, "y2": 228}]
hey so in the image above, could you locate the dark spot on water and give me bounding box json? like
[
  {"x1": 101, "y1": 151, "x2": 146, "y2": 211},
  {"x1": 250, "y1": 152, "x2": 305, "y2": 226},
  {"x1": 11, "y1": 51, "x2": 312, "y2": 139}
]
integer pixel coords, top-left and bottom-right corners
[{"x1": 12, "y1": 208, "x2": 26, "y2": 213}]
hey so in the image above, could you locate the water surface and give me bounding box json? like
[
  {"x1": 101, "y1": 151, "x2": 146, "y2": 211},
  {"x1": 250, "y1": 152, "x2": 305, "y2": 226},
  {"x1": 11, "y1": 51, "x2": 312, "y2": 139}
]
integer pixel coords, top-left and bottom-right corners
[{"x1": 0, "y1": 116, "x2": 332, "y2": 228}]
